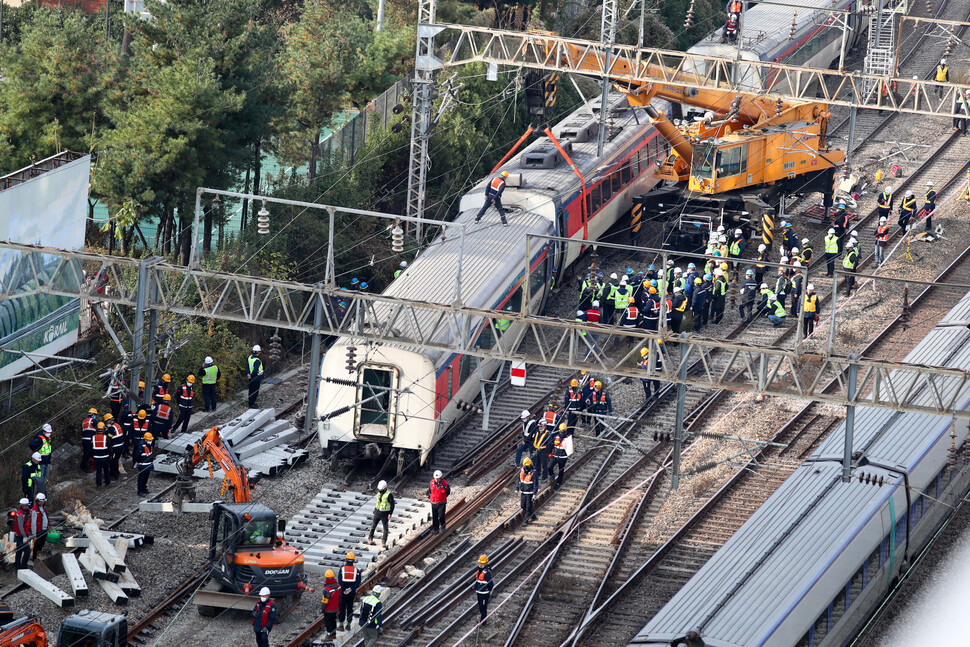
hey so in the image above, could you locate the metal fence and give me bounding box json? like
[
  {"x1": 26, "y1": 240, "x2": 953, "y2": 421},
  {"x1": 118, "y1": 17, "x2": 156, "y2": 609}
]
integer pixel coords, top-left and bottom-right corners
[{"x1": 319, "y1": 75, "x2": 411, "y2": 166}]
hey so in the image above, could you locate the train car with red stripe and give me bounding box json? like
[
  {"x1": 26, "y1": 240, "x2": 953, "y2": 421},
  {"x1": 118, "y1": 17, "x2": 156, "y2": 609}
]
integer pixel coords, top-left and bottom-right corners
[
  {"x1": 687, "y1": 0, "x2": 871, "y2": 90},
  {"x1": 317, "y1": 92, "x2": 667, "y2": 473}
]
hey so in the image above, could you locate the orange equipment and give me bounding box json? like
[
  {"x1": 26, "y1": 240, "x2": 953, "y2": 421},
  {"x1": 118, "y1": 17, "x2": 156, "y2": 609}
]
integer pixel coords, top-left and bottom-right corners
[{"x1": 180, "y1": 426, "x2": 253, "y2": 502}]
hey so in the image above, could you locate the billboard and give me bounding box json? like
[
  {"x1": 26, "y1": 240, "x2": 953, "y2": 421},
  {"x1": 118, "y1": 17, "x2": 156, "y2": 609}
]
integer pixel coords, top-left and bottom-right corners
[{"x1": 0, "y1": 154, "x2": 90, "y2": 381}]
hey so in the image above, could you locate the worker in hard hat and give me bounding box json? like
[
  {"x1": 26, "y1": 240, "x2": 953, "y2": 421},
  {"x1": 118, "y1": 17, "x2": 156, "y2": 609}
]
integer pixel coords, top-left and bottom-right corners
[
  {"x1": 924, "y1": 180, "x2": 937, "y2": 232},
  {"x1": 474, "y1": 170, "x2": 511, "y2": 226},
  {"x1": 394, "y1": 260, "x2": 408, "y2": 279},
  {"x1": 200, "y1": 356, "x2": 220, "y2": 412},
  {"x1": 563, "y1": 378, "x2": 585, "y2": 433},
  {"x1": 134, "y1": 432, "x2": 155, "y2": 497},
  {"x1": 936, "y1": 58, "x2": 949, "y2": 97},
  {"x1": 877, "y1": 186, "x2": 894, "y2": 220},
  {"x1": 474, "y1": 554, "x2": 494, "y2": 624},
  {"x1": 320, "y1": 570, "x2": 341, "y2": 639},
  {"x1": 517, "y1": 457, "x2": 537, "y2": 524},
  {"x1": 248, "y1": 345, "x2": 264, "y2": 408},
  {"x1": 428, "y1": 470, "x2": 451, "y2": 534},
  {"x1": 252, "y1": 586, "x2": 276, "y2": 647},
  {"x1": 152, "y1": 372, "x2": 172, "y2": 405},
  {"x1": 338, "y1": 552, "x2": 361, "y2": 631},
  {"x1": 368, "y1": 480, "x2": 395, "y2": 548},
  {"x1": 899, "y1": 189, "x2": 917, "y2": 231},
  {"x1": 551, "y1": 425, "x2": 569, "y2": 489},
  {"x1": 358, "y1": 585, "x2": 384, "y2": 647}
]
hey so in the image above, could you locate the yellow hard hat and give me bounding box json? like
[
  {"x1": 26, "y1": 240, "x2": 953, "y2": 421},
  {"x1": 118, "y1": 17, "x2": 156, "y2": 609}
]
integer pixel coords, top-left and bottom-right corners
[
  {"x1": 628, "y1": 296, "x2": 635, "y2": 303},
  {"x1": 559, "y1": 423, "x2": 567, "y2": 430},
  {"x1": 163, "y1": 394, "x2": 172, "y2": 401},
  {"x1": 570, "y1": 379, "x2": 579, "y2": 387},
  {"x1": 501, "y1": 171, "x2": 509, "y2": 177},
  {"x1": 640, "y1": 348, "x2": 648, "y2": 356},
  {"x1": 648, "y1": 287, "x2": 657, "y2": 294},
  {"x1": 139, "y1": 381, "x2": 145, "y2": 388},
  {"x1": 346, "y1": 552, "x2": 356, "y2": 561},
  {"x1": 103, "y1": 413, "x2": 114, "y2": 421},
  {"x1": 138, "y1": 410, "x2": 147, "y2": 419},
  {"x1": 580, "y1": 370, "x2": 587, "y2": 375},
  {"x1": 88, "y1": 407, "x2": 98, "y2": 414},
  {"x1": 594, "y1": 381, "x2": 602, "y2": 388},
  {"x1": 720, "y1": 262, "x2": 728, "y2": 270},
  {"x1": 478, "y1": 554, "x2": 488, "y2": 564},
  {"x1": 162, "y1": 373, "x2": 171, "y2": 382},
  {"x1": 143, "y1": 433, "x2": 154, "y2": 441},
  {"x1": 187, "y1": 375, "x2": 196, "y2": 383},
  {"x1": 325, "y1": 569, "x2": 336, "y2": 578},
  {"x1": 522, "y1": 457, "x2": 532, "y2": 466}
]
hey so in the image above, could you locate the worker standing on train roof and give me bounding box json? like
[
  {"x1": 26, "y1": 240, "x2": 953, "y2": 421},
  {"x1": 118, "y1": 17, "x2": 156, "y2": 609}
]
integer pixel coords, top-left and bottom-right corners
[
  {"x1": 474, "y1": 171, "x2": 510, "y2": 226},
  {"x1": 936, "y1": 58, "x2": 949, "y2": 98},
  {"x1": 394, "y1": 260, "x2": 407, "y2": 279},
  {"x1": 670, "y1": 628, "x2": 706, "y2": 647}
]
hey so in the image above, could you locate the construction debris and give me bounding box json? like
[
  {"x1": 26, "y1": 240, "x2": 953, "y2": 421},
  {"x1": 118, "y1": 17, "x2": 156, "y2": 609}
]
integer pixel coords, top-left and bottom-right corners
[
  {"x1": 17, "y1": 570, "x2": 74, "y2": 607},
  {"x1": 61, "y1": 553, "x2": 89, "y2": 598},
  {"x1": 154, "y1": 408, "x2": 308, "y2": 479}
]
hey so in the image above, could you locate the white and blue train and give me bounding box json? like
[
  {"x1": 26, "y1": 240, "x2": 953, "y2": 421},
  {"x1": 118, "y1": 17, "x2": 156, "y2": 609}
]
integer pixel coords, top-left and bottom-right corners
[{"x1": 629, "y1": 291, "x2": 970, "y2": 647}]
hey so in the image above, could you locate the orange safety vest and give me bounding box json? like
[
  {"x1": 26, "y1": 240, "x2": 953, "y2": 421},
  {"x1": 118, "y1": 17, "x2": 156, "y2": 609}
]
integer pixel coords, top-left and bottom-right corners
[
  {"x1": 567, "y1": 388, "x2": 581, "y2": 403},
  {"x1": 519, "y1": 469, "x2": 534, "y2": 485},
  {"x1": 92, "y1": 433, "x2": 108, "y2": 451},
  {"x1": 340, "y1": 565, "x2": 359, "y2": 586},
  {"x1": 624, "y1": 306, "x2": 639, "y2": 321},
  {"x1": 876, "y1": 226, "x2": 890, "y2": 242},
  {"x1": 154, "y1": 404, "x2": 172, "y2": 421},
  {"x1": 82, "y1": 416, "x2": 96, "y2": 433},
  {"x1": 489, "y1": 177, "x2": 506, "y2": 192},
  {"x1": 543, "y1": 411, "x2": 557, "y2": 426}
]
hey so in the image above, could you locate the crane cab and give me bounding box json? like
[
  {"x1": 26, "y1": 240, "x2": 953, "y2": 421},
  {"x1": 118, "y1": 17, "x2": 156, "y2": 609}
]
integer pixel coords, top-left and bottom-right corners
[{"x1": 57, "y1": 610, "x2": 128, "y2": 647}]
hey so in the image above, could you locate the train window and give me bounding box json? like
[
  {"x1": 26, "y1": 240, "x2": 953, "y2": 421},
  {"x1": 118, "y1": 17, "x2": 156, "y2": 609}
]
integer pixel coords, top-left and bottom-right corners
[
  {"x1": 601, "y1": 177, "x2": 613, "y2": 203},
  {"x1": 478, "y1": 325, "x2": 496, "y2": 350},
  {"x1": 459, "y1": 354, "x2": 475, "y2": 385},
  {"x1": 621, "y1": 162, "x2": 632, "y2": 186},
  {"x1": 591, "y1": 184, "x2": 603, "y2": 213},
  {"x1": 611, "y1": 171, "x2": 622, "y2": 193},
  {"x1": 895, "y1": 511, "x2": 907, "y2": 544},
  {"x1": 585, "y1": 191, "x2": 593, "y2": 219},
  {"x1": 507, "y1": 287, "x2": 523, "y2": 312},
  {"x1": 359, "y1": 368, "x2": 392, "y2": 426},
  {"x1": 529, "y1": 257, "x2": 548, "y2": 297}
]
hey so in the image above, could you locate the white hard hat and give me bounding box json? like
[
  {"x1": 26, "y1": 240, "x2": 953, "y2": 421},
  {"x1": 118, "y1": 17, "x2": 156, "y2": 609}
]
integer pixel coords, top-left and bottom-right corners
[
  {"x1": 576, "y1": 310, "x2": 585, "y2": 317},
  {"x1": 31, "y1": 452, "x2": 42, "y2": 462},
  {"x1": 847, "y1": 240, "x2": 856, "y2": 247},
  {"x1": 905, "y1": 190, "x2": 912, "y2": 196},
  {"x1": 373, "y1": 585, "x2": 384, "y2": 594},
  {"x1": 927, "y1": 180, "x2": 934, "y2": 187},
  {"x1": 850, "y1": 229, "x2": 858, "y2": 237},
  {"x1": 758, "y1": 244, "x2": 766, "y2": 252},
  {"x1": 760, "y1": 283, "x2": 768, "y2": 289},
  {"x1": 880, "y1": 217, "x2": 887, "y2": 223},
  {"x1": 610, "y1": 273, "x2": 618, "y2": 279},
  {"x1": 252, "y1": 345, "x2": 261, "y2": 352},
  {"x1": 719, "y1": 235, "x2": 727, "y2": 243},
  {"x1": 400, "y1": 260, "x2": 408, "y2": 268},
  {"x1": 674, "y1": 267, "x2": 682, "y2": 274},
  {"x1": 886, "y1": 186, "x2": 894, "y2": 193},
  {"x1": 521, "y1": 410, "x2": 530, "y2": 419},
  {"x1": 791, "y1": 247, "x2": 799, "y2": 254},
  {"x1": 378, "y1": 480, "x2": 388, "y2": 491},
  {"x1": 433, "y1": 470, "x2": 443, "y2": 479},
  {"x1": 19, "y1": 498, "x2": 29, "y2": 506},
  {"x1": 807, "y1": 283, "x2": 815, "y2": 290},
  {"x1": 780, "y1": 256, "x2": 788, "y2": 264},
  {"x1": 793, "y1": 261, "x2": 802, "y2": 267},
  {"x1": 801, "y1": 238, "x2": 809, "y2": 245},
  {"x1": 592, "y1": 300, "x2": 600, "y2": 307},
  {"x1": 714, "y1": 269, "x2": 723, "y2": 276},
  {"x1": 621, "y1": 275, "x2": 629, "y2": 282},
  {"x1": 42, "y1": 423, "x2": 52, "y2": 433},
  {"x1": 259, "y1": 587, "x2": 271, "y2": 596},
  {"x1": 828, "y1": 228, "x2": 835, "y2": 235},
  {"x1": 717, "y1": 225, "x2": 726, "y2": 232},
  {"x1": 942, "y1": 58, "x2": 948, "y2": 64},
  {"x1": 666, "y1": 260, "x2": 674, "y2": 266},
  {"x1": 35, "y1": 493, "x2": 46, "y2": 501},
  {"x1": 673, "y1": 286, "x2": 682, "y2": 293},
  {"x1": 735, "y1": 228, "x2": 743, "y2": 236},
  {"x1": 620, "y1": 280, "x2": 628, "y2": 286},
  {"x1": 205, "y1": 356, "x2": 214, "y2": 364}
]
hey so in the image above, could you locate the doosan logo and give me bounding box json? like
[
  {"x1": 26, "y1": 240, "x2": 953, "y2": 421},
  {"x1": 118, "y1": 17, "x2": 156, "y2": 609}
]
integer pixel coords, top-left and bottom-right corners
[
  {"x1": 262, "y1": 568, "x2": 291, "y2": 576},
  {"x1": 44, "y1": 322, "x2": 68, "y2": 343}
]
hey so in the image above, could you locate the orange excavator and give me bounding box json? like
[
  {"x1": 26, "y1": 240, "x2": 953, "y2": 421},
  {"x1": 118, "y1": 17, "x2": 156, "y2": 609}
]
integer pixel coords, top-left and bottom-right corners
[
  {"x1": 177, "y1": 427, "x2": 309, "y2": 616},
  {"x1": 0, "y1": 611, "x2": 127, "y2": 647}
]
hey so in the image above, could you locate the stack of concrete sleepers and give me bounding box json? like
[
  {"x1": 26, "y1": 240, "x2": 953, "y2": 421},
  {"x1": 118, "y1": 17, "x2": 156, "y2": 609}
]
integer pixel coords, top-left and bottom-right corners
[
  {"x1": 152, "y1": 408, "x2": 308, "y2": 478},
  {"x1": 286, "y1": 488, "x2": 433, "y2": 575}
]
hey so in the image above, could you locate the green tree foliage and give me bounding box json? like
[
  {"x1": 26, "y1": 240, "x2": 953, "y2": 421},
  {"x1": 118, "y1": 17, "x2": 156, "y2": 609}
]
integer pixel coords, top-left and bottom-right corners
[{"x1": 0, "y1": 8, "x2": 112, "y2": 174}]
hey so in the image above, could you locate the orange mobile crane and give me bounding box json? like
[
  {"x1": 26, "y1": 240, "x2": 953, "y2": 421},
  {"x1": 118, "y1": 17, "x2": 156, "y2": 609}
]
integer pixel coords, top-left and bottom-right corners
[
  {"x1": 178, "y1": 427, "x2": 309, "y2": 616},
  {"x1": 547, "y1": 38, "x2": 844, "y2": 245}
]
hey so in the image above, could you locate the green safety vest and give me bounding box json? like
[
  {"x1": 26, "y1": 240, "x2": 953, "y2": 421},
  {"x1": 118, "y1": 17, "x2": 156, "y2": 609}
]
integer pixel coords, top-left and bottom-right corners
[
  {"x1": 202, "y1": 365, "x2": 219, "y2": 384},
  {"x1": 775, "y1": 276, "x2": 787, "y2": 295},
  {"x1": 729, "y1": 241, "x2": 741, "y2": 256},
  {"x1": 575, "y1": 316, "x2": 586, "y2": 336},
  {"x1": 361, "y1": 594, "x2": 381, "y2": 625},
  {"x1": 824, "y1": 235, "x2": 839, "y2": 254},
  {"x1": 772, "y1": 301, "x2": 786, "y2": 317},
  {"x1": 38, "y1": 435, "x2": 52, "y2": 456},
  {"x1": 24, "y1": 461, "x2": 41, "y2": 487},
  {"x1": 248, "y1": 355, "x2": 263, "y2": 376},
  {"x1": 394, "y1": 269, "x2": 403, "y2": 279},
  {"x1": 376, "y1": 490, "x2": 392, "y2": 511},
  {"x1": 613, "y1": 287, "x2": 631, "y2": 309},
  {"x1": 496, "y1": 318, "x2": 511, "y2": 332},
  {"x1": 714, "y1": 279, "x2": 727, "y2": 297},
  {"x1": 843, "y1": 250, "x2": 858, "y2": 269}
]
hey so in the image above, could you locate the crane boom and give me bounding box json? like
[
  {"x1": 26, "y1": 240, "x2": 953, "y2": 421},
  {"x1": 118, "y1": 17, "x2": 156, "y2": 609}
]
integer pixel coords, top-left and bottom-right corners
[{"x1": 181, "y1": 427, "x2": 253, "y2": 503}]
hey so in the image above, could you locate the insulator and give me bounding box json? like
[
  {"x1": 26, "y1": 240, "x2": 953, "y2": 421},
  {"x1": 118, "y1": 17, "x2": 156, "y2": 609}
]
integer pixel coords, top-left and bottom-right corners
[
  {"x1": 653, "y1": 431, "x2": 659, "y2": 441},
  {"x1": 878, "y1": 476, "x2": 885, "y2": 486},
  {"x1": 392, "y1": 104, "x2": 404, "y2": 114},
  {"x1": 900, "y1": 286, "x2": 911, "y2": 328},
  {"x1": 684, "y1": 0, "x2": 695, "y2": 28},
  {"x1": 775, "y1": 98, "x2": 784, "y2": 116},
  {"x1": 325, "y1": 376, "x2": 359, "y2": 387},
  {"x1": 391, "y1": 123, "x2": 403, "y2": 134},
  {"x1": 788, "y1": 11, "x2": 798, "y2": 40},
  {"x1": 857, "y1": 473, "x2": 865, "y2": 483},
  {"x1": 346, "y1": 346, "x2": 357, "y2": 374},
  {"x1": 391, "y1": 226, "x2": 405, "y2": 253},
  {"x1": 257, "y1": 214, "x2": 270, "y2": 236}
]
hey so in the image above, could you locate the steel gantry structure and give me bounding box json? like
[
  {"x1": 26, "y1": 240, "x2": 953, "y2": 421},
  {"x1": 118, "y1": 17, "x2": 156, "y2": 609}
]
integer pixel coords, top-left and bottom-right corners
[{"x1": 4, "y1": 238, "x2": 970, "y2": 420}]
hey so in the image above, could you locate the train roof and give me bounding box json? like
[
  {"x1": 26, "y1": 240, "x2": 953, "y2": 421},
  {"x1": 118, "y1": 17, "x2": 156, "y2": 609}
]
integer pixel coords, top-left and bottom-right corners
[
  {"x1": 630, "y1": 289, "x2": 970, "y2": 647},
  {"x1": 690, "y1": 0, "x2": 849, "y2": 59},
  {"x1": 342, "y1": 92, "x2": 656, "y2": 364}
]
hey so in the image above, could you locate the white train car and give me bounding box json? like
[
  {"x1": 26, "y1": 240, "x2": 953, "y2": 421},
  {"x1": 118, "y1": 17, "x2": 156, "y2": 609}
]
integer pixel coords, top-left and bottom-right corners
[
  {"x1": 629, "y1": 291, "x2": 970, "y2": 647},
  {"x1": 317, "y1": 93, "x2": 668, "y2": 471}
]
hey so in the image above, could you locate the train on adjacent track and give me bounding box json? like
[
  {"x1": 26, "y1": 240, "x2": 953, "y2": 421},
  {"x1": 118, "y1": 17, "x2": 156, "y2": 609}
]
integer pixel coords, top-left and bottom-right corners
[
  {"x1": 628, "y1": 291, "x2": 970, "y2": 647},
  {"x1": 315, "y1": 0, "x2": 885, "y2": 471}
]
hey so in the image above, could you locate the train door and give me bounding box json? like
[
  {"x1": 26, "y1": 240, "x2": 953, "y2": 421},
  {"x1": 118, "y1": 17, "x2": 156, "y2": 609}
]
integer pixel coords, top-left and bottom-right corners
[
  {"x1": 355, "y1": 364, "x2": 399, "y2": 439},
  {"x1": 553, "y1": 208, "x2": 568, "y2": 287}
]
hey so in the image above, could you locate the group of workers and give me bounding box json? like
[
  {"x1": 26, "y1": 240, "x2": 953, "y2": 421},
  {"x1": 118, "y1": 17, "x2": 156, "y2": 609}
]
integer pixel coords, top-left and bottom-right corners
[
  {"x1": 8, "y1": 493, "x2": 50, "y2": 570},
  {"x1": 315, "y1": 552, "x2": 385, "y2": 645}
]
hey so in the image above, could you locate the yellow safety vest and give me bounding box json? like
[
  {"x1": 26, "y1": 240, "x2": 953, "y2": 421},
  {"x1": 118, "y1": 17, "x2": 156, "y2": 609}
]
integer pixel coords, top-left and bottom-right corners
[
  {"x1": 772, "y1": 301, "x2": 786, "y2": 318},
  {"x1": 376, "y1": 491, "x2": 392, "y2": 511},
  {"x1": 202, "y1": 365, "x2": 219, "y2": 384},
  {"x1": 843, "y1": 250, "x2": 858, "y2": 269},
  {"x1": 248, "y1": 355, "x2": 263, "y2": 376},
  {"x1": 824, "y1": 235, "x2": 839, "y2": 254},
  {"x1": 937, "y1": 65, "x2": 948, "y2": 82}
]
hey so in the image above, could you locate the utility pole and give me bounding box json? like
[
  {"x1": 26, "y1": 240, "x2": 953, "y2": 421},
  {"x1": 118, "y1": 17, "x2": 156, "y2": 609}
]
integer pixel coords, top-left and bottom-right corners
[
  {"x1": 405, "y1": 0, "x2": 442, "y2": 243},
  {"x1": 596, "y1": 0, "x2": 618, "y2": 157}
]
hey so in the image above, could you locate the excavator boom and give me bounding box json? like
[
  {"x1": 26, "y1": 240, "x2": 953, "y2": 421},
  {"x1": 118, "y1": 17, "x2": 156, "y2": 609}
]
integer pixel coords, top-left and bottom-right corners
[{"x1": 182, "y1": 427, "x2": 252, "y2": 502}]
